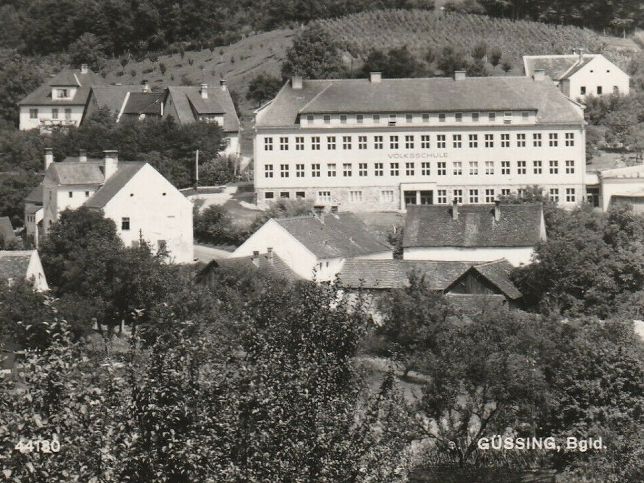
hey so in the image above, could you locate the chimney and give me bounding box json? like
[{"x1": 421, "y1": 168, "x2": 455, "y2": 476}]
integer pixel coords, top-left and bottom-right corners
[
  {"x1": 251, "y1": 250, "x2": 260, "y2": 267},
  {"x1": 44, "y1": 148, "x2": 53, "y2": 170},
  {"x1": 80, "y1": 64, "x2": 88, "y2": 74},
  {"x1": 200, "y1": 83, "x2": 208, "y2": 99},
  {"x1": 142, "y1": 80, "x2": 149, "y2": 93},
  {"x1": 454, "y1": 70, "x2": 466, "y2": 81},
  {"x1": 451, "y1": 200, "x2": 459, "y2": 221},
  {"x1": 219, "y1": 79, "x2": 227, "y2": 91},
  {"x1": 103, "y1": 150, "x2": 118, "y2": 179},
  {"x1": 370, "y1": 72, "x2": 382, "y2": 83},
  {"x1": 291, "y1": 76, "x2": 303, "y2": 90},
  {"x1": 494, "y1": 200, "x2": 501, "y2": 222},
  {"x1": 267, "y1": 247, "x2": 274, "y2": 265},
  {"x1": 532, "y1": 69, "x2": 545, "y2": 82},
  {"x1": 78, "y1": 149, "x2": 87, "y2": 163}
]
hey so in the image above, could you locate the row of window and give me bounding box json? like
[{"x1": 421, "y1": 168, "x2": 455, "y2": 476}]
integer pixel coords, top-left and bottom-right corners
[
  {"x1": 302, "y1": 111, "x2": 532, "y2": 125},
  {"x1": 580, "y1": 85, "x2": 619, "y2": 96},
  {"x1": 263, "y1": 132, "x2": 575, "y2": 151},
  {"x1": 264, "y1": 187, "x2": 578, "y2": 204},
  {"x1": 264, "y1": 159, "x2": 576, "y2": 178},
  {"x1": 29, "y1": 108, "x2": 73, "y2": 120}
]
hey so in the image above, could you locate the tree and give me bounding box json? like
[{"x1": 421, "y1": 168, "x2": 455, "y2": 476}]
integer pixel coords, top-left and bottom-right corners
[
  {"x1": 67, "y1": 33, "x2": 107, "y2": 71},
  {"x1": 193, "y1": 204, "x2": 242, "y2": 245},
  {"x1": 489, "y1": 46, "x2": 502, "y2": 67},
  {"x1": 471, "y1": 40, "x2": 488, "y2": 60},
  {"x1": 281, "y1": 24, "x2": 344, "y2": 79},
  {"x1": 246, "y1": 73, "x2": 283, "y2": 106},
  {"x1": 0, "y1": 55, "x2": 44, "y2": 126},
  {"x1": 437, "y1": 46, "x2": 467, "y2": 76},
  {"x1": 247, "y1": 198, "x2": 313, "y2": 235}
]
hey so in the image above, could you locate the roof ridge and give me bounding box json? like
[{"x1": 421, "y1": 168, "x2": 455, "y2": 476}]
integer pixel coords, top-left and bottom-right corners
[{"x1": 298, "y1": 83, "x2": 334, "y2": 113}]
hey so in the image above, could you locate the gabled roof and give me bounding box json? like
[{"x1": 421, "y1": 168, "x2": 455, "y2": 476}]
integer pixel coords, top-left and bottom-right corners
[
  {"x1": 0, "y1": 251, "x2": 33, "y2": 282},
  {"x1": 166, "y1": 86, "x2": 240, "y2": 132},
  {"x1": 84, "y1": 162, "x2": 146, "y2": 208},
  {"x1": 403, "y1": 204, "x2": 544, "y2": 248},
  {"x1": 522, "y1": 54, "x2": 603, "y2": 81},
  {"x1": 19, "y1": 69, "x2": 104, "y2": 106},
  {"x1": 0, "y1": 217, "x2": 16, "y2": 243},
  {"x1": 257, "y1": 76, "x2": 583, "y2": 127},
  {"x1": 275, "y1": 213, "x2": 391, "y2": 259},
  {"x1": 89, "y1": 85, "x2": 138, "y2": 113},
  {"x1": 337, "y1": 258, "x2": 521, "y2": 300},
  {"x1": 122, "y1": 92, "x2": 165, "y2": 115},
  {"x1": 196, "y1": 252, "x2": 303, "y2": 283},
  {"x1": 44, "y1": 161, "x2": 105, "y2": 185},
  {"x1": 24, "y1": 185, "x2": 43, "y2": 204}
]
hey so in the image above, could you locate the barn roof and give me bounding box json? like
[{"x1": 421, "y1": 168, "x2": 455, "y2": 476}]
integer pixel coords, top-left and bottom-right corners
[{"x1": 0, "y1": 251, "x2": 33, "y2": 282}]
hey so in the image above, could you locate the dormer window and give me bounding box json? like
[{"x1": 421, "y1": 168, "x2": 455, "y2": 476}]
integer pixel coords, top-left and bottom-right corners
[
  {"x1": 388, "y1": 114, "x2": 397, "y2": 126},
  {"x1": 438, "y1": 113, "x2": 446, "y2": 122},
  {"x1": 56, "y1": 88, "x2": 70, "y2": 99},
  {"x1": 340, "y1": 114, "x2": 347, "y2": 124},
  {"x1": 306, "y1": 114, "x2": 314, "y2": 122},
  {"x1": 503, "y1": 112, "x2": 512, "y2": 124},
  {"x1": 488, "y1": 112, "x2": 496, "y2": 122}
]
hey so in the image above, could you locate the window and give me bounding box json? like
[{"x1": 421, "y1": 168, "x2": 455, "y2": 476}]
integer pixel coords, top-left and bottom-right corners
[
  {"x1": 405, "y1": 162, "x2": 415, "y2": 176},
  {"x1": 85, "y1": 191, "x2": 90, "y2": 197},
  {"x1": 340, "y1": 114, "x2": 347, "y2": 124},
  {"x1": 469, "y1": 134, "x2": 478, "y2": 148},
  {"x1": 484, "y1": 134, "x2": 494, "y2": 148},
  {"x1": 358, "y1": 135, "x2": 367, "y2": 149},
  {"x1": 373, "y1": 114, "x2": 380, "y2": 123},
  {"x1": 306, "y1": 114, "x2": 314, "y2": 123},
  {"x1": 469, "y1": 189, "x2": 479, "y2": 203},
  {"x1": 596, "y1": 86, "x2": 603, "y2": 95},
  {"x1": 501, "y1": 161, "x2": 510, "y2": 175},
  {"x1": 421, "y1": 135, "x2": 430, "y2": 149},
  {"x1": 485, "y1": 161, "x2": 494, "y2": 175},
  {"x1": 549, "y1": 160, "x2": 559, "y2": 174},
  {"x1": 375, "y1": 163, "x2": 384, "y2": 176},
  {"x1": 264, "y1": 164, "x2": 273, "y2": 178},
  {"x1": 613, "y1": 86, "x2": 619, "y2": 94},
  {"x1": 52, "y1": 108, "x2": 59, "y2": 119},
  {"x1": 390, "y1": 162, "x2": 399, "y2": 176},
  {"x1": 517, "y1": 188, "x2": 526, "y2": 199},
  {"x1": 389, "y1": 135, "x2": 399, "y2": 149},
  {"x1": 327, "y1": 163, "x2": 336, "y2": 177},
  {"x1": 406, "y1": 114, "x2": 413, "y2": 123},
  {"x1": 323, "y1": 115, "x2": 331, "y2": 124},
  {"x1": 501, "y1": 189, "x2": 511, "y2": 197},
  {"x1": 517, "y1": 160, "x2": 526, "y2": 175},
  {"x1": 374, "y1": 136, "x2": 383, "y2": 149},
  {"x1": 503, "y1": 111, "x2": 512, "y2": 124},
  {"x1": 549, "y1": 188, "x2": 559, "y2": 202},
  {"x1": 437, "y1": 161, "x2": 446, "y2": 176},
  {"x1": 469, "y1": 161, "x2": 479, "y2": 176},
  {"x1": 437, "y1": 190, "x2": 447, "y2": 204},
  {"x1": 350, "y1": 191, "x2": 362, "y2": 202},
  {"x1": 437, "y1": 135, "x2": 446, "y2": 149},
  {"x1": 296, "y1": 192, "x2": 305, "y2": 199},
  {"x1": 57, "y1": 88, "x2": 69, "y2": 98},
  {"x1": 357, "y1": 114, "x2": 364, "y2": 124},
  {"x1": 472, "y1": 112, "x2": 479, "y2": 122},
  {"x1": 485, "y1": 189, "x2": 495, "y2": 203},
  {"x1": 533, "y1": 160, "x2": 542, "y2": 174},
  {"x1": 29, "y1": 108, "x2": 38, "y2": 119},
  {"x1": 380, "y1": 190, "x2": 394, "y2": 203},
  {"x1": 422, "y1": 113, "x2": 430, "y2": 122},
  {"x1": 580, "y1": 86, "x2": 586, "y2": 95},
  {"x1": 311, "y1": 164, "x2": 320, "y2": 177},
  {"x1": 516, "y1": 133, "x2": 526, "y2": 147},
  {"x1": 565, "y1": 133, "x2": 575, "y2": 146},
  {"x1": 549, "y1": 133, "x2": 558, "y2": 147},
  {"x1": 522, "y1": 111, "x2": 529, "y2": 121},
  {"x1": 295, "y1": 136, "x2": 304, "y2": 150},
  {"x1": 343, "y1": 163, "x2": 352, "y2": 177},
  {"x1": 311, "y1": 136, "x2": 320, "y2": 150},
  {"x1": 488, "y1": 112, "x2": 496, "y2": 122},
  {"x1": 264, "y1": 137, "x2": 273, "y2": 151},
  {"x1": 453, "y1": 134, "x2": 462, "y2": 148},
  {"x1": 438, "y1": 113, "x2": 446, "y2": 122},
  {"x1": 318, "y1": 191, "x2": 331, "y2": 203},
  {"x1": 121, "y1": 217, "x2": 130, "y2": 231},
  {"x1": 389, "y1": 114, "x2": 397, "y2": 126},
  {"x1": 421, "y1": 162, "x2": 430, "y2": 176},
  {"x1": 452, "y1": 189, "x2": 463, "y2": 203},
  {"x1": 455, "y1": 112, "x2": 463, "y2": 122},
  {"x1": 565, "y1": 160, "x2": 575, "y2": 174},
  {"x1": 265, "y1": 192, "x2": 274, "y2": 200},
  {"x1": 566, "y1": 188, "x2": 576, "y2": 202},
  {"x1": 405, "y1": 135, "x2": 414, "y2": 149},
  {"x1": 280, "y1": 192, "x2": 290, "y2": 199},
  {"x1": 296, "y1": 164, "x2": 305, "y2": 177},
  {"x1": 453, "y1": 162, "x2": 462, "y2": 176},
  {"x1": 279, "y1": 137, "x2": 289, "y2": 150},
  {"x1": 280, "y1": 164, "x2": 289, "y2": 178},
  {"x1": 359, "y1": 163, "x2": 368, "y2": 176},
  {"x1": 501, "y1": 133, "x2": 510, "y2": 147},
  {"x1": 533, "y1": 133, "x2": 542, "y2": 147},
  {"x1": 342, "y1": 136, "x2": 352, "y2": 150},
  {"x1": 327, "y1": 136, "x2": 336, "y2": 150},
  {"x1": 68, "y1": 191, "x2": 73, "y2": 198}
]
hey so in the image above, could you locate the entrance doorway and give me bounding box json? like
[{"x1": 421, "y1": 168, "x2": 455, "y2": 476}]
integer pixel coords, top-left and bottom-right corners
[{"x1": 404, "y1": 190, "x2": 434, "y2": 206}]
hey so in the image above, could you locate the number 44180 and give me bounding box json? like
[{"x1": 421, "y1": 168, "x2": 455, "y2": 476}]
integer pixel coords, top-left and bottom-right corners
[{"x1": 14, "y1": 440, "x2": 60, "y2": 453}]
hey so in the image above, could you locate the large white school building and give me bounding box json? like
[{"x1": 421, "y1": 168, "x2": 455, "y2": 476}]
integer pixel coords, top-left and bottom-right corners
[{"x1": 253, "y1": 71, "x2": 586, "y2": 211}]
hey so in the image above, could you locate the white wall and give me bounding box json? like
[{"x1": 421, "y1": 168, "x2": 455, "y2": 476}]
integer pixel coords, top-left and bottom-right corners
[
  {"x1": 223, "y1": 134, "x2": 240, "y2": 156},
  {"x1": 102, "y1": 164, "x2": 194, "y2": 263},
  {"x1": 600, "y1": 177, "x2": 644, "y2": 211},
  {"x1": 568, "y1": 56, "x2": 630, "y2": 99},
  {"x1": 19, "y1": 105, "x2": 85, "y2": 131},
  {"x1": 403, "y1": 246, "x2": 535, "y2": 266},
  {"x1": 26, "y1": 251, "x2": 49, "y2": 292}
]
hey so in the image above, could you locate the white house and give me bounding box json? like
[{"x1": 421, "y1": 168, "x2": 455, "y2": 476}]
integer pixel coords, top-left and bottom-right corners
[
  {"x1": 523, "y1": 52, "x2": 630, "y2": 100},
  {"x1": 402, "y1": 202, "x2": 546, "y2": 266},
  {"x1": 38, "y1": 148, "x2": 194, "y2": 263},
  {"x1": 18, "y1": 64, "x2": 103, "y2": 132},
  {"x1": 232, "y1": 212, "x2": 392, "y2": 281},
  {"x1": 584, "y1": 164, "x2": 644, "y2": 212},
  {"x1": 0, "y1": 250, "x2": 49, "y2": 291}
]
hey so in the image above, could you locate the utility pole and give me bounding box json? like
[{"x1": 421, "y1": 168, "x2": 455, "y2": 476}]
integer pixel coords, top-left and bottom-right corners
[{"x1": 195, "y1": 149, "x2": 199, "y2": 189}]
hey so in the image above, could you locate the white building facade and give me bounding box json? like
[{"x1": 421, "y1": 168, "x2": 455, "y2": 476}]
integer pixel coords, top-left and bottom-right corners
[{"x1": 254, "y1": 73, "x2": 586, "y2": 211}]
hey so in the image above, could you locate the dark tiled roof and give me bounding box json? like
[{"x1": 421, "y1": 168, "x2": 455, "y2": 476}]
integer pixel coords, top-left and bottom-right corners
[
  {"x1": 561, "y1": 57, "x2": 595, "y2": 79},
  {"x1": 469, "y1": 260, "x2": 522, "y2": 299},
  {"x1": 403, "y1": 204, "x2": 544, "y2": 248},
  {"x1": 275, "y1": 213, "x2": 391, "y2": 259},
  {"x1": 90, "y1": 85, "x2": 138, "y2": 113},
  {"x1": 0, "y1": 217, "x2": 16, "y2": 242},
  {"x1": 24, "y1": 185, "x2": 43, "y2": 204},
  {"x1": 84, "y1": 162, "x2": 146, "y2": 208},
  {"x1": 197, "y1": 252, "x2": 303, "y2": 282},
  {"x1": 523, "y1": 54, "x2": 597, "y2": 81},
  {"x1": 44, "y1": 161, "x2": 104, "y2": 185},
  {"x1": 0, "y1": 251, "x2": 33, "y2": 281},
  {"x1": 19, "y1": 69, "x2": 103, "y2": 106},
  {"x1": 122, "y1": 92, "x2": 165, "y2": 115},
  {"x1": 257, "y1": 76, "x2": 582, "y2": 127},
  {"x1": 166, "y1": 86, "x2": 240, "y2": 132}
]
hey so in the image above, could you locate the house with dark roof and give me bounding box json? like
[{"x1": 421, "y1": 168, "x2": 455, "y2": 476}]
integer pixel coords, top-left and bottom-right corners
[
  {"x1": 165, "y1": 82, "x2": 241, "y2": 155},
  {"x1": 37, "y1": 148, "x2": 193, "y2": 263},
  {"x1": 0, "y1": 250, "x2": 48, "y2": 291},
  {"x1": 84, "y1": 83, "x2": 167, "y2": 122},
  {"x1": 402, "y1": 202, "x2": 546, "y2": 266},
  {"x1": 0, "y1": 217, "x2": 17, "y2": 248},
  {"x1": 523, "y1": 51, "x2": 629, "y2": 100},
  {"x1": 232, "y1": 212, "x2": 392, "y2": 281},
  {"x1": 19, "y1": 64, "x2": 104, "y2": 131}
]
